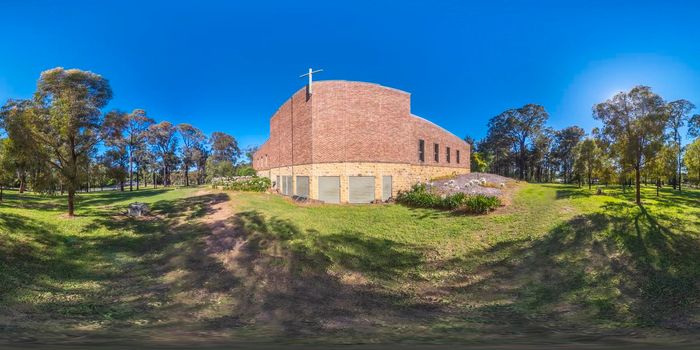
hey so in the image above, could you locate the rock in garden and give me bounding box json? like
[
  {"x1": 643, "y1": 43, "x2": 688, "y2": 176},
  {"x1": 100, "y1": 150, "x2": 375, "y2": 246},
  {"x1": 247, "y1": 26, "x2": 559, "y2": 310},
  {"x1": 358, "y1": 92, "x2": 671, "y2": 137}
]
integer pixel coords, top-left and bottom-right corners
[{"x1": 127, "y1": 202, "x2": 149, "y2": 217}]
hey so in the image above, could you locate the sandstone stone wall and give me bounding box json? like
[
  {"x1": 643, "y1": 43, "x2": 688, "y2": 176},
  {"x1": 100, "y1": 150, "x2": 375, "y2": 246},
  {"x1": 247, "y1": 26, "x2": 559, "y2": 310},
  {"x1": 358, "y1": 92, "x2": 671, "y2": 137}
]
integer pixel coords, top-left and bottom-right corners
[{"x1": 257, "y1": 162, "x2": 469, "y2": 203}]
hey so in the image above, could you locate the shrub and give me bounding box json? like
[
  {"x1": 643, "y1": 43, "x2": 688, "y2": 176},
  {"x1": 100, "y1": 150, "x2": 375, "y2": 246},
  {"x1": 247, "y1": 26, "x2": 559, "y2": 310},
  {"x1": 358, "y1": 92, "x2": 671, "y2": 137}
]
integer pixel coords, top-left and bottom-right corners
[
  {"x1": 462, "y1": 194, "x2": 501, "y2": 214},
  {"x1": 396, "y1": 184, "x2": 501, "y2": 213},
  {"x1": 395, "y1": 183, "x2": 440, "y2": 208},
  {"x1": 214, "y1": 176, "x2": 271, "y2": 192}
]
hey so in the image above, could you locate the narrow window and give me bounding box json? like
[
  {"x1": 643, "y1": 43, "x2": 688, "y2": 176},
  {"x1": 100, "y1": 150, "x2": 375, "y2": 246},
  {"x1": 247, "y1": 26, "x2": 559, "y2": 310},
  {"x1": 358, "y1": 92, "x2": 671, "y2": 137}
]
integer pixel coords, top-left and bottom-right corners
[
  {"x1": 446, "y1": 147, "x2": 451, "y2": 163},
  {"x1": 418, "y1": 139, "x2": 425, "y2": 162},
  {"x1": 456, "y1": 150, "x2": 461, "y2": 164},
  {"x1": 434, "y1": 143, "x2": 439, "y2": 162}
]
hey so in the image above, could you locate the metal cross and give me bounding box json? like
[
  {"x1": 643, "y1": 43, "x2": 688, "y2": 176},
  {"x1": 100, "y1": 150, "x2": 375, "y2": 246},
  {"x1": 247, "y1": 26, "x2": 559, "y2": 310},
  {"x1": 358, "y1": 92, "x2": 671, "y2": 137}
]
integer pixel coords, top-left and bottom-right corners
[{"x1": 300, "y1": 68, "x2": 323, "y2": 95}]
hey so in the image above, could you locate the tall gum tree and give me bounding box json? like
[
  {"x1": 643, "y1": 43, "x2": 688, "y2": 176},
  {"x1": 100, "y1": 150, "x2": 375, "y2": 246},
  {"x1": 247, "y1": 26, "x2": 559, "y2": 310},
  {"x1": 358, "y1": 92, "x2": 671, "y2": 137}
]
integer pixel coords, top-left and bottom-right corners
[
  {"x1": 27, "y1": 68, "x2": 111, "y2": 216},
  {"x1": 666, "y1": 99, "x2": 695, "y2": 191},
  {"x1": 594, "y1": 86, "x2": 668, "y2": 205},
  {"x1": 177, "y1": 123, "x2": 206, "y2": 186}
]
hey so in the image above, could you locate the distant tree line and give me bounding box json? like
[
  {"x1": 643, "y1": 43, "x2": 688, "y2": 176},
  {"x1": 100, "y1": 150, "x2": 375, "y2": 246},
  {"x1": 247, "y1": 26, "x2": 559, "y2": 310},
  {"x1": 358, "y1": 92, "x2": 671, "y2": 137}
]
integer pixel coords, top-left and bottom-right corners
[
  {"x1": 467, "y1": 85, "x2": 700, "y2": 205},
  {"x1": 0, "y1": 67, "x2": 258, "y2": 215}
]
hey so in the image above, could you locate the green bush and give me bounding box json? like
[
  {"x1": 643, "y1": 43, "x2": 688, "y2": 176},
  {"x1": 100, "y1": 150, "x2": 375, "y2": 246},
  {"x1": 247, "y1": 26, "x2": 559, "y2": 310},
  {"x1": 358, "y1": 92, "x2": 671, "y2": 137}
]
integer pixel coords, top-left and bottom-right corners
[
  {"x1": 462, "y1": 194, "x2": 501, "y2": 214},
  {"x1": 216, "y1": 176, "x2": 271, "y2": 192},
  {"x1": 396, "y1": 183, "x2": 500, "y2": 214}
]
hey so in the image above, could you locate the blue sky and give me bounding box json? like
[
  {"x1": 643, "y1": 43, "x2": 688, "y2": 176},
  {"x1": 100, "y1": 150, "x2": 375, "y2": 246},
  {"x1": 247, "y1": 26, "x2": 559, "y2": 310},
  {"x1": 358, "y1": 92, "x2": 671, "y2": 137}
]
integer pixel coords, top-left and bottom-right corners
[{"x1": 2, "y1": 0, "x2": 700, "y2": 148}]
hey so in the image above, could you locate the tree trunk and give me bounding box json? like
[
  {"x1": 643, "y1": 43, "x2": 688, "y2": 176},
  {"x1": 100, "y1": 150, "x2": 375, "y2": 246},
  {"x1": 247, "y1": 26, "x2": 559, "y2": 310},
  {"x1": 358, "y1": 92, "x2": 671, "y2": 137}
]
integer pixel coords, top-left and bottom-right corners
[
  {"x1": 635, "y1": 165, "x2": 641, "y2": 205},
  {"x1": 129, "y1": 149, "x2": 133, "y2": 191},
  {"x1": 588, "y1": 171, "x2": 592, "y2": 190},
  {"x1": 68, "y1": 188, "x2": 75, "y2": 216},
  {"x1": 153, "y1": 172, "x2": 157, "y2": 188},
  {"x1": 0, "y1": 185, "x2": 3, "y2": 202},
  {"x1": 136, "y1": 164, "x2": 140, "y2": 190},
  {"x1": 185, "y1": 165, "x2": 189, "y2": 187},
  {"x1": 678, "y1": 152, "x2": 682, "y2": 192},
  {"x1": 656, "y1": 179, "x2": 660, "y2": 196}
]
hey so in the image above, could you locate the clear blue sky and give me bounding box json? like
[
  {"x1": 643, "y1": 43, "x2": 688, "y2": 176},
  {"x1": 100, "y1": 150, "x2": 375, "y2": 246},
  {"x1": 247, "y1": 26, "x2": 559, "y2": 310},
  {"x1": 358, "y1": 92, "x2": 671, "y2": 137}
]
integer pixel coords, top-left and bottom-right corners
[{"x1": 2, "y1": 0, "x2": 700, "y2": 148}]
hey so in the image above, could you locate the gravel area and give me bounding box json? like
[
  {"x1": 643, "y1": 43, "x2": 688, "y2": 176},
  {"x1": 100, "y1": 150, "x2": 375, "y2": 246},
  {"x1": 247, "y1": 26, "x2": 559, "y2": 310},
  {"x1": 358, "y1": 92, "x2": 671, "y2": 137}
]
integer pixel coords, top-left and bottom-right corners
[{"x1": 429, "y1": 173, "x2": 516, "y2": 197}]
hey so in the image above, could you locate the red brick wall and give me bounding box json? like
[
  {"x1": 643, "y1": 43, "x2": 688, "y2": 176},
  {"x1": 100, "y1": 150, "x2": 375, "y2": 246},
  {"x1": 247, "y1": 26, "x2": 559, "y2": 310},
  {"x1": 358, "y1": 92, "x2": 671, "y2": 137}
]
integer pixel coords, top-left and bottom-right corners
[{"x1": 253, "y1": 81, "x2": 469, "y2": 171}]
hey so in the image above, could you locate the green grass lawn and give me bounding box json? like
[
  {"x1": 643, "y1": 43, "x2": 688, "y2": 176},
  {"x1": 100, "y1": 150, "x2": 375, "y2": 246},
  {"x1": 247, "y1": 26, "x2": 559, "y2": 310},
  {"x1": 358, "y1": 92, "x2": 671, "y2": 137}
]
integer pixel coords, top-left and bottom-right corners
[{"x1": 0, "y1": 183, "x2": 699, "y2": 346}]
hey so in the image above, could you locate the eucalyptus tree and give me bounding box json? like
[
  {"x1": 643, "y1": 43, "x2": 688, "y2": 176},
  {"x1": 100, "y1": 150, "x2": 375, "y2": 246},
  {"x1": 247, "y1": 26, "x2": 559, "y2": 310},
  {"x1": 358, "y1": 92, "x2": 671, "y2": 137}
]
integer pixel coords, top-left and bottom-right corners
[
  {"x1": 552, "y1": 126, "x2": 585, "y2": 183},
  {"x1": 486, "y1": 105, "x2": 549, "y2": 180},
  {"x1": 666, "y1": 99, "x2": 695, "y2": 191},
  {"x1": 123, "y1": 109, "x2": 154, "y2": 190},
  {"x1": 210, "y1": 131, "x2": 240, "y2": 163},
  {"x1": 193, "y1": 144, "x2": 209, "y2": 185},
  {"x1": 481, "y1": 114, "x2": 517, "y2": 177},
  {"x1": 684, "y1": 138, "x2": 700, "y2": 186},
  {"x1": 147, "y1": 121, "x2": 178, "y2": 186},
  {"x1": 530, "y1": 128, "x2": 554, "y2": 182},
  {"x1": 0, "y1": 99, "x2": 35, "y2": 193},
  {"x1": 573, "y1": 138, "x2": 602, "y2": 190},
  {"x1": 103, "y1": 110, "x2": 129, "y2": 191},
  {"x1": 22, "y1": 68, "x2": 112, "y2": 216},
  {"x1": 177, "y1": 123, "x2": 206, "y2": 186},
  {"x1": 593, "y1": 86, "x2": 669, "y2": 205},
  {"x1": 0, "y1": 138, "x2": 17, "y2": 201}
]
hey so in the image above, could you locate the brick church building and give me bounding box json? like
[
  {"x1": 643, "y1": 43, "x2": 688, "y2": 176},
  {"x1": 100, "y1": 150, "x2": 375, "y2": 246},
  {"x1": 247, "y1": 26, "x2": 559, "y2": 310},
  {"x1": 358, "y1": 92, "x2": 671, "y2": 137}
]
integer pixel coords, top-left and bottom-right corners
[{"x1": 252, "y1": 80, "x2": 470, "y2": 203}]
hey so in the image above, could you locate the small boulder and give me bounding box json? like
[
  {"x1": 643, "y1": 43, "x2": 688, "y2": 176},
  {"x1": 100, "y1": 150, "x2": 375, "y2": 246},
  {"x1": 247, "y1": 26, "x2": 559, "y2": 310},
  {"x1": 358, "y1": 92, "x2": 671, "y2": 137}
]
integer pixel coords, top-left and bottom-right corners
[{"x1": 127, "y1": 202, "x2": 149, "y2": 217}]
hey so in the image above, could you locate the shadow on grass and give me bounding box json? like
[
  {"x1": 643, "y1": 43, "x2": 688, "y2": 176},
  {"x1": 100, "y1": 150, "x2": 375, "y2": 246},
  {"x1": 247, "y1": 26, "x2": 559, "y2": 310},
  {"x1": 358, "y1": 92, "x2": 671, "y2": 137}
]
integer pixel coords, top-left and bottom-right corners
[
  {"x1": 442, "y1": 199, "x2": 700, "y2": 330},
  {"x1": 194, "y1": 209, "x2": 432, "y2": 335}
]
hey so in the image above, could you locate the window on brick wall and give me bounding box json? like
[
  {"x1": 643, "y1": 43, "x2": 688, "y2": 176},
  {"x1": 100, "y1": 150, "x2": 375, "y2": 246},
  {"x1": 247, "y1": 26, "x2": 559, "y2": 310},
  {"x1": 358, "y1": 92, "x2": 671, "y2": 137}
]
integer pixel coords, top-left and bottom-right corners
[
  {"x1": 457, "y1": 150, "x2": 461, "y2": 164},
  {"x1": 418, "y1": 139, "x2": 425, "y2": 162},
  {"x1": 446, "y1": 147, "x2": 451, "y2": 163},
  {"x1": 434, "y1": 143, "x2": 439, "y2": 162}
]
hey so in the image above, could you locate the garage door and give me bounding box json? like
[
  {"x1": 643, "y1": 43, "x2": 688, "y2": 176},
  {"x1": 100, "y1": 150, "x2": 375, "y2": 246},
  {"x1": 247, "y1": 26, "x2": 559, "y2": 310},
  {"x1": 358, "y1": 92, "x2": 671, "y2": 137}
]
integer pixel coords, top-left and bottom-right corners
[
  {"x1": 285, "y1": 176, "x2": 293, "y2": 196},
  {"x1": 349, "y1": 176, "x2": 375, "y2": 203},
  {"x1": 296, "y1": 176, "x2": 309, "y2": 198},
  {"x1": 318, "y1": 176, "x2": 340, "y2": 203},
  {"x1": 382, "y1": 176, "x2": 392, "y2": 201}
]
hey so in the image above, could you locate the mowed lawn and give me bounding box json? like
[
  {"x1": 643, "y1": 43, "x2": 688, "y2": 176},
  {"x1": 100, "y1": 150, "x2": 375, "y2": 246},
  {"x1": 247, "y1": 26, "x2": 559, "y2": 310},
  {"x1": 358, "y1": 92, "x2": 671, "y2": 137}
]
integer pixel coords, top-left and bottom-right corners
[{"x1": 0, "y1": 183, "x2": 699, "y2": 346}]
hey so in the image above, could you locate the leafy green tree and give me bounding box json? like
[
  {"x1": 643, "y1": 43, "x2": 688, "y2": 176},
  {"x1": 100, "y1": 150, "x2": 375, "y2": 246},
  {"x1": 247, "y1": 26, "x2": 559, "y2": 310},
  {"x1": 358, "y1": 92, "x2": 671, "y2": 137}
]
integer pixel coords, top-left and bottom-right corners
[
  {"x1": 487, "y1": 104, "x2": 549, "y2": 180},
  {"x1": 0, "y1": 138, "x2": 17, "y2": 201},
  {"x1": 684, "y1": 138, "x2": 700, "y2": 186},
  {"x1": 124, "y1": 109, "x2": 154, "y2": 190},
  {"x1": 206, "y1": 157, "x2": 235, "y2": 181},
  {"x1": 235, "y1": 165, "x2": 257, "y2": 176},
  {"x1": 666, "y1": 99, "x2": 695, "y2": 191},
  {"x1": 177, "y1": 123, "x2": 206, "y2": 186},
  {"x1": 574, "y1": 138, "x2": 602, "y2": 190},
  {"x1": 470, "y1": 151, "x2": 488, "y2": 173},
  {"x1": 593, "y1": 86, "x2": 669, "y2": 205},
  {"x1": 210, "y1": 131, "x2": 240, "y2": 163},
  {"x1": 24, "y1": 68, "x2": 112, "y2": 215},
  {"x1": 0, "y1": 99, "x2": 35, "y2": 193},
  {"x1": 529, "y1": 128, "x2": 554, "y2": 182},
  {"x1": 147, "y1": 121, "x2": 178, "y2": 186},
  {"x1": 552, "y1": 126, "x2": 585, "y2": 183}
]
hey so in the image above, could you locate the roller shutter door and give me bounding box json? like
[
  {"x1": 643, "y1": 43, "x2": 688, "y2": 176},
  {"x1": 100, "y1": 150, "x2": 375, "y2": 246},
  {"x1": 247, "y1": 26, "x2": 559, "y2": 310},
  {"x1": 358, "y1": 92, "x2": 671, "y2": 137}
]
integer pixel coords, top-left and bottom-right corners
[
  {"x1": 296, "y1": 176, "x2": 309, "y2": 198},
  {"x1": 382, "y1": 176, "x2": 392, "y2": 201},
  {"x1": 349, "y1": 176, "x2": 375, "y2": 203},
  {"x1": 318, "y1": 176, "x2": 340, "y2": 203}
]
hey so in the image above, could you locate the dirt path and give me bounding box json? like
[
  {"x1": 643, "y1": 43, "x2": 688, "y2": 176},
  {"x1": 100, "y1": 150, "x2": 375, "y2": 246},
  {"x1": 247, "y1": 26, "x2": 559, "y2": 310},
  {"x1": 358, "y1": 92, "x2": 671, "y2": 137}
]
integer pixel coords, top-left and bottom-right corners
[{"x1": 194, "y1": 189, "x2": 242, "y2": 256}]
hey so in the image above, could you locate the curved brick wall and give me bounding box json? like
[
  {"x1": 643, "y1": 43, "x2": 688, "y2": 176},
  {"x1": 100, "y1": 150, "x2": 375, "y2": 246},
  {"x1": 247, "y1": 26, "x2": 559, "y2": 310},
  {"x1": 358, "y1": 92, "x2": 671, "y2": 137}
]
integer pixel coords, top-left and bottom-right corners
[{"x1": 253, "y1": 80, "x2": 470, "y2": 171}]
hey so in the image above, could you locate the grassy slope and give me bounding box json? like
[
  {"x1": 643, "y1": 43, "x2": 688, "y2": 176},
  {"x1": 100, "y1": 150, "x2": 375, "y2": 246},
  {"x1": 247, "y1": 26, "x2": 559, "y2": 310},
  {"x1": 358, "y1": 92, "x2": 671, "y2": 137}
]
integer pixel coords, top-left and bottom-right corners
[{"x1": 0, "y1": 183, "x2": 699, "y2": 345}]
